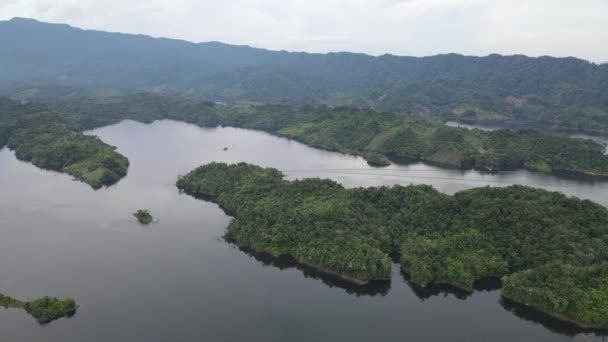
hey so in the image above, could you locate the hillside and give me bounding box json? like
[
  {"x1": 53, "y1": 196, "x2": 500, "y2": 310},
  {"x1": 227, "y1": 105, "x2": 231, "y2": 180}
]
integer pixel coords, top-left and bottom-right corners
[
  {"x1": 0, "y1": 98, "x2": 128, "y2": 189},
  {"x1": 1, "y1": 18, "x2": 607, "y2": 133},
  {"x1": 10, "y1": 91, "x2": 608, "y2": 178}
]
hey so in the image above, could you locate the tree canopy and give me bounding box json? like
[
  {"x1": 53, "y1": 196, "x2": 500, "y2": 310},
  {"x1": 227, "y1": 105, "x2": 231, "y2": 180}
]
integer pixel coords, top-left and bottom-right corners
[
  {"x1": 177, "y1": 162, "x2": 608, "y2": 328},
  {"x1": 0, "y1": 98, "x2": 128, "y2": 188}
]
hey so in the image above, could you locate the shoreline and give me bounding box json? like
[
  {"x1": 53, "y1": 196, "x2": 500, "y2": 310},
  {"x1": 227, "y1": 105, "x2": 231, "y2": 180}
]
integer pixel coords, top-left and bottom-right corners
[
  {"x1": 247, "y1": 125, "x2": 608, "y2": 180},
  {"x1": 182, "y1": 184, "x2": 513, "y2": 291},
  {"x1": 500, "y1": 291, "x2": 608, "y2": 331},
  {"x1": 230, "y1": 238, "x2": 378, "y2": 286},
  {"x1": 409, "y1": 272, "x2": 608, "y2": 331},
  {"x1": 400, "y1": 267, "x2": 506, "y2": 294},
  {"x1": 177, "y1": 186, "x2": 388, "y2": 286}
]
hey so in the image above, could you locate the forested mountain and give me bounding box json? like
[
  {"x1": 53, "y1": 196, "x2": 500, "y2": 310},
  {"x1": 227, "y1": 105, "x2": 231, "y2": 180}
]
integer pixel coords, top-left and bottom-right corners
[
  {"x1": 2, "y1": 18, "x2": 608, "y2": 133},
  {"x1": 0, "y1": 18, "x2": 289, "y2": 87}
]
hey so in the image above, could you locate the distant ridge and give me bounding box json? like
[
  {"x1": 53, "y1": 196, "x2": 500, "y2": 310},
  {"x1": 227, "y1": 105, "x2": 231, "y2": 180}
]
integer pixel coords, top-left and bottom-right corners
[
  {"x1": 1, "y1": 17, "x2": 607, "y2": 133},
  {"x1": 0, "y1": 17, "x2": 535, "y2": 58}
]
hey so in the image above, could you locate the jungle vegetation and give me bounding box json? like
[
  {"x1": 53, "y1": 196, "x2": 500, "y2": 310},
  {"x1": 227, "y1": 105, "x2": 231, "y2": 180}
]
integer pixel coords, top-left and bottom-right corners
[
  {"x1": 177, "y1": 162, "x2": 608, "y2": 329},
  {"x1": 0, "y1": 98, "x2": 128, "y2": 188},
  {"x1": 0, "y1": 293, "x2": 77, "y2": 324}
]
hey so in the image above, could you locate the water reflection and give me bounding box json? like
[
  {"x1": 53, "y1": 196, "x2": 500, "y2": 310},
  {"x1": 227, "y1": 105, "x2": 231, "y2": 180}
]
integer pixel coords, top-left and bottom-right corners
[
  {"x1": 473, "y1": 277, "x2": 503, "y2": 292},
  {"x1": 500, "y1": 297, "x2": 608, "y2": 338},
  {"x1": 400, "y1": 269, "x2": 473, "y2": 301},
  {"x1": 233, "y1": 243, "x2": 391, "y2": 297}
]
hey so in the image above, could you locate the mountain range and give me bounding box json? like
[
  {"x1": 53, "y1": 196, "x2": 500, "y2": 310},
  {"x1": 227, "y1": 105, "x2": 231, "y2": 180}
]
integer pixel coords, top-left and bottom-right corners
[{"x1": 1, "y1": 17, "x2": 607, "y2": 133}]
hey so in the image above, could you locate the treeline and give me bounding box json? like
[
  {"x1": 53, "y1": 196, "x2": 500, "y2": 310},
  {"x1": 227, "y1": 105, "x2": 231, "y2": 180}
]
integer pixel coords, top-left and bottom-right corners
[
  {"x1": 0, "y1": 98, "x2": 128, "y2": 189},
  {"x1": 36, "y1": 91, "x2": 608, "y2": 177},
  {"x1": 177, "y1": 162, "x2": 608, "y2": 328}
]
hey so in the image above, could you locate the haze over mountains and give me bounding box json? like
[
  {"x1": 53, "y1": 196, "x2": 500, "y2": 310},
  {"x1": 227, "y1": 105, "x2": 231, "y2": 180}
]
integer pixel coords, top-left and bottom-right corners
[{"x1": 2, "y1": 17, "x2": 608, "y2": 132}]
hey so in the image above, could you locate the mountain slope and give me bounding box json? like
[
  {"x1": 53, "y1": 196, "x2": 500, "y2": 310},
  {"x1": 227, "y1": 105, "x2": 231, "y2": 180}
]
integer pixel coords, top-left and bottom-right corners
[{"x1": 2, "y1": 18, "x2": 608, "y2": 132}]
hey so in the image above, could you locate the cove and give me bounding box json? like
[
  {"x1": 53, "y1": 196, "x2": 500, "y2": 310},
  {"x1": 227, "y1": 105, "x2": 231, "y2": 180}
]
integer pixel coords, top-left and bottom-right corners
[{"x1": 0, "y1": 119, "x2": 607, "y2": 341}]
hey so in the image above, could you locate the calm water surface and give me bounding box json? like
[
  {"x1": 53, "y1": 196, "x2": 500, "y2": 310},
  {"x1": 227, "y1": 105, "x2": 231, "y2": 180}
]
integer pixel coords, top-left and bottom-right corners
[{"x1": 1, "y1": 120, "x2": 607, "y2": 342}]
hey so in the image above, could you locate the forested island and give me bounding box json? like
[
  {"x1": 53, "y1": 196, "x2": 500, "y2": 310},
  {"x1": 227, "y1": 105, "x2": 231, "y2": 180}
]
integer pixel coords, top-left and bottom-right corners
[
  {"x1": 15, "y1": 91, "x2": 608, "y2": 176},
  {"x1": 133, "y1": 209, "x2": 154, "y2": 224},
  {"x1": 177, "y1": 162, "x2": 608, "y2": 329},
  {"x1": 0, "y1": 293, "x2": 77, "y2": 324}
]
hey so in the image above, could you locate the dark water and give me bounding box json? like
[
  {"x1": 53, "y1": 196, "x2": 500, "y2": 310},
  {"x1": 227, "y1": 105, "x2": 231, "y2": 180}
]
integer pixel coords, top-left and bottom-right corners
[{"x1": 1, "y1": 120, "x2": 607, "y2": 342}]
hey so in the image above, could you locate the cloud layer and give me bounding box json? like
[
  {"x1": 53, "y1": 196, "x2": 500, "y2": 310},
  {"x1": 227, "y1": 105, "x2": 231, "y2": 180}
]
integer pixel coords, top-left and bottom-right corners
[{"x1": 1, "y1": 0, "x2": 607, "y2": 62}]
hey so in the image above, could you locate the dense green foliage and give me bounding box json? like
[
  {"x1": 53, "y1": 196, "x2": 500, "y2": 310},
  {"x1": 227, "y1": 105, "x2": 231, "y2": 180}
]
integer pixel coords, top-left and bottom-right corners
[
  {"x1": 503, "y1": 263, "x2": 608, "y2": 328},
  {"x1": 35, "y1": 92, "x2": 608, "y2": 177},
  {"x1": 133, "y1": 209, "x2": 153, "y2": 224},
  {"x1": 25, "y1": 296, "x2": 77, "y2": 324},
  {"x1": 0, "y1": 293, "x2": 77, "y2": 324},
  {"x1": 177, "y1": 163, "x2": 392, "y2": 281},
  {"x1": 0, "y1": 293, "x2": 25, "y2": 308},
  {"x1": 177, "y1": 162, "x2": 608, "y2": 328},
  {"x1": 2, "y1": 18, "x2": 607, "y2": 133},
  {"x1": 0, "y1": 98, "x2": 129, "y2": 188}
]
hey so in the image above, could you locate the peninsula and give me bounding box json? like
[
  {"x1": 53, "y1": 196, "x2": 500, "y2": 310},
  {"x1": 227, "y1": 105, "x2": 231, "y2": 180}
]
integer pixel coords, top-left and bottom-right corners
[{"x1": 0, "y1": 98, "x2": 128, "y2": 189}]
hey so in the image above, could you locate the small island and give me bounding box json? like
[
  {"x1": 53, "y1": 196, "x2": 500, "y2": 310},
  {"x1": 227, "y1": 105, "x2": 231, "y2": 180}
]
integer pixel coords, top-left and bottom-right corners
[
  {"x1": 133, "y1": 209, "x2": 153, "y2": 224},
  {"x1": 177, "y1": 162, "x2": 608, "y2": 329},
  {"x1": 365, "y1": 152, "x2": 391, "y2": 167},
  {"x1": 0, "y1": 293, "x2": 77, "y2": 324}
]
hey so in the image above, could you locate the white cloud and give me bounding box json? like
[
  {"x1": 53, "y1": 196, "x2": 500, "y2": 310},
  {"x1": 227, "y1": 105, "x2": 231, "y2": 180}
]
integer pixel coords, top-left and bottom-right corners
[{"x1": 1, "y1": 0, "x2": 607, "y2": 62}]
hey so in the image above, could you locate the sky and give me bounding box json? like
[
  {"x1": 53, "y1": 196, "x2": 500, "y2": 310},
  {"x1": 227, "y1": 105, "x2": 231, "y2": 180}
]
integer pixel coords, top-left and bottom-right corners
[{"x1": 1, "y1": 0, "x2": 607, "y2": 62}]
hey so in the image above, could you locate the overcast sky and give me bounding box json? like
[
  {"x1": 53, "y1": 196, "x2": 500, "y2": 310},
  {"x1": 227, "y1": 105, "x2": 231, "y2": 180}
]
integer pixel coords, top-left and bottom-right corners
[{"x1": 1, "y1": 0, "x2": 607, "y2": 62}]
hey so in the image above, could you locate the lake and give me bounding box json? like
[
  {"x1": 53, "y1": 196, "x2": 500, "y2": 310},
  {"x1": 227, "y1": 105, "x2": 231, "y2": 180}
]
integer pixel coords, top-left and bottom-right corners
[{"x1": 0, "y1": 120, "x2": 607, "y2": 341}]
